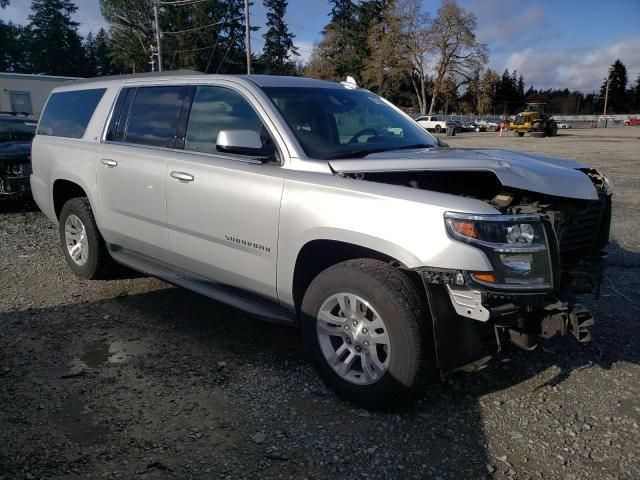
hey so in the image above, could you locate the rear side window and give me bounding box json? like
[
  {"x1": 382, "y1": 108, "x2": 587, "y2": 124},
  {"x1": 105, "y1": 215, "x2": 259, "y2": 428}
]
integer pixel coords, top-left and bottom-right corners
[
  {"x1": 124, "y1": 86, "x2": 186, "y2": 148},
  {"x1": 37, "y1": 88, "x2": 106, "y2": 138}
]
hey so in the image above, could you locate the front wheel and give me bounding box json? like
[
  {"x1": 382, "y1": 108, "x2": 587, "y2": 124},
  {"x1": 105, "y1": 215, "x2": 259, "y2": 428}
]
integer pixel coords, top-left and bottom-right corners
[{"x1": 300, "y1": 259, "x2": 430, "y2": 408}]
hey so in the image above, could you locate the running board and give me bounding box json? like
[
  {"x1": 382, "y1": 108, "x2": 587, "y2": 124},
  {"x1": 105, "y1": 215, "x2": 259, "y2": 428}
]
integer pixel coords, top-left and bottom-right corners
[{"x1": 108, "y1": 246, "x2": 296, "y2": 325}]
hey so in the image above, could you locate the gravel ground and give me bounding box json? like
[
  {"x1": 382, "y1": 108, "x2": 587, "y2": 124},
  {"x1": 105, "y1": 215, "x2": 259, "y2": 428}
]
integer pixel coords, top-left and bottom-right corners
[{"x1": 1, "y1": 128, "x2": 639, "y2": 480}]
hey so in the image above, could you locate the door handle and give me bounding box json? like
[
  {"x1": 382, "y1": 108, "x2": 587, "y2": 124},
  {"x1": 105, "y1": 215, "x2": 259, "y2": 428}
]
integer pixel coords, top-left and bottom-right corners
[
  {"x1": 101, "y1": 158, "x2": 118, "y2": 167},
  {"x1": 170, "y1": 171, "x2": 194, "y2": 182}
]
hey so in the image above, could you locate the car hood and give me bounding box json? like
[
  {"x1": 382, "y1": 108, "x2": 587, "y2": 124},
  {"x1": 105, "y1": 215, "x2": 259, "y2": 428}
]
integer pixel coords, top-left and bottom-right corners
[
  {"x1": 328, "y1": 148, "x2": 598, "y2": 201},
  {"x1": 0, "y1": 141, "x2": 31, "y2": 162}
]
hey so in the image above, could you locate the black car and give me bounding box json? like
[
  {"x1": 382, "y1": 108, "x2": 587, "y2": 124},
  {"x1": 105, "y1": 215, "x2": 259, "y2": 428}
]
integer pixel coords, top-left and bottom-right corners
[{"x1": 0, "y1": 113, "x2": 37, "y2": 198}]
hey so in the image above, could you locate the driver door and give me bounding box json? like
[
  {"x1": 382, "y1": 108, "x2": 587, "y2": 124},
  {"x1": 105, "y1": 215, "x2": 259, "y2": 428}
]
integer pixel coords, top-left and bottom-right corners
[{"x1": 165, "y1": 84, "x2": 284, "y2": 300}]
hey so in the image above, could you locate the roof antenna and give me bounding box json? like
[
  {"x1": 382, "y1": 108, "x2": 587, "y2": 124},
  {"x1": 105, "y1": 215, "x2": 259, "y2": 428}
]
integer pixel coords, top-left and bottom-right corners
[{"x1": 341, "y1": 76, "x2": 358, "y2": 89}]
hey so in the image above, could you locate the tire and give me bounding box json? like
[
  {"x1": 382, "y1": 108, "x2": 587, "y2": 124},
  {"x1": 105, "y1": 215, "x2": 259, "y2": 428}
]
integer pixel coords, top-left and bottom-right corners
[
  {"x1": 58, "y1": 197, "x2": 114, "y2": 280},
  {"x1": 488, "y1": 125, "x2": 497, "y2": 132},
  {"x1": 516, "y1": 132, "x2": 525, "y2": 137},
  {"x1": 434, "y1": 125, "x2": 442, "y2": 133},
  {"x1": 300, "y1": 259, "x2": 430, "y2": 408}
]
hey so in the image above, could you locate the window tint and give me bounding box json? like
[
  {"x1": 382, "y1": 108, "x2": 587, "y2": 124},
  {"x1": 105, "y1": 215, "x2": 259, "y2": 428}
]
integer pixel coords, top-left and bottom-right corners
[
  {"x1": 184, "y1": 86, "x2": 267, "y2": 155},
  {"x1": 37, "y1": 89, "x2": 106, "y2": 138},
  {"x1": 125, "y1": 86, "x2": 186, "y2": 147}
]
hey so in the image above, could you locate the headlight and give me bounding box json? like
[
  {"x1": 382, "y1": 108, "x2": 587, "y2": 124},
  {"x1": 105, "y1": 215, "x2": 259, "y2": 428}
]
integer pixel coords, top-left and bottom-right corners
[
  {"x1": 600, "y1": 170, "x2": 613, "y2": 195},
  {"x1": 444, "y1": 212, "x2": 553, "y2": 290}
]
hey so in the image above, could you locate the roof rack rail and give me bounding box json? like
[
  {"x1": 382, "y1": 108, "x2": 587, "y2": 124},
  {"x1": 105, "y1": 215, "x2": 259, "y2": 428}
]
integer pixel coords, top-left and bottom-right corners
[{"x1": 77, "y1": 69, "x2": 205, "y2": 84}]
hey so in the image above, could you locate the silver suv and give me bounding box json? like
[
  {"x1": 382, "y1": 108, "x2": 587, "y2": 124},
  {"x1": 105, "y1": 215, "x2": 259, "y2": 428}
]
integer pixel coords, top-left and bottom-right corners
[{"x1": 31, "y1": 73, "x2": 612, "y2": 407}]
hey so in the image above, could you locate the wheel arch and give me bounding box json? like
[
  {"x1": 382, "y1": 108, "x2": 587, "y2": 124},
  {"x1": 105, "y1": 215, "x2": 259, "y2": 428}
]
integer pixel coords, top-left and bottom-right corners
[
  {"x1": 289, "y1": 238, "x2": 419, "y2": 314},
  {"x1": 52, "y1": 178, "x2": 91, "y2": 219}
]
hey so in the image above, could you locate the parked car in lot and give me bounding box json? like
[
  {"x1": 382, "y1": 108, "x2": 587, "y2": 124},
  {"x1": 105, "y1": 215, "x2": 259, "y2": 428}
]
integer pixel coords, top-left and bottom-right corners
[
  {"x1": 475, "y1": 118, "x2": 499, "y2": 132},
  {"x1": 31, "y1": 73, "x2": 613, "y2": 407},
  {"x1": 0, "y1": 112, "x2": 37, "y2": 199},
  {"x1": 415, "y1": 115, "x2": 448, "y2": 133},
  {"x1": 623, "y1": 117, "x2": 640, "y2": 126}
]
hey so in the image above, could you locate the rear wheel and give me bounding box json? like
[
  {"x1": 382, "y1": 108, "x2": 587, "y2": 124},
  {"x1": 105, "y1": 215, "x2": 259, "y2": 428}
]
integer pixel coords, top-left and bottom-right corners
[
  {"x1": 300, "y1": 259, "x2": 430, "y2": 408},
  {"x1": 516, "y1": 132, "x2": 525, "y2": 137},
  {"x1": 434, "y1": 125, "x2": 442, "y2": 133},
  {"x1": 58, "y1": 197, "x2": 114, "y2": 279}
]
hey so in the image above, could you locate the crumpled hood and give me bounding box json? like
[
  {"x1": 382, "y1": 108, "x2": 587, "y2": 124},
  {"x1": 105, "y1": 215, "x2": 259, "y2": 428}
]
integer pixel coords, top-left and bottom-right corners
[{"x1": 328, "y1": 148, "x2": 598, "y2": 200}]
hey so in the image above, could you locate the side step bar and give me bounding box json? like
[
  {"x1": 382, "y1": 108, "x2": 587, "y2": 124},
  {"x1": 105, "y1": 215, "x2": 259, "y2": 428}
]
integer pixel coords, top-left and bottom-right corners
[{"x1": 108, "y1": 245, "x2": 296, "y2": 325}]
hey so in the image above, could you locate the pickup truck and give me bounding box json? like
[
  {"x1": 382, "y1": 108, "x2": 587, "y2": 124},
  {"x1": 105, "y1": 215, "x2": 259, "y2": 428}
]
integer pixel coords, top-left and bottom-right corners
[
  {"x1": 30, "y1": 73, "x2": 612, "y2": 407},
  {"x1": 415, "y1": 115, "x2": 448, "y2": 133}
]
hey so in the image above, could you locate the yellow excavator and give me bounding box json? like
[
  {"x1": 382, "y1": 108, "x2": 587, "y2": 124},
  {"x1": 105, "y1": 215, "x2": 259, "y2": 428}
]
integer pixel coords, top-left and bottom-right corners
[{"x1": 508, "y1": 103, "x2": 558, "y2": 137}]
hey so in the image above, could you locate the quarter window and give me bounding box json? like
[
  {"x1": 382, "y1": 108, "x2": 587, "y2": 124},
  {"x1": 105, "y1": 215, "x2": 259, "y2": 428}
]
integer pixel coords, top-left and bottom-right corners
[
  {"x1": 184, "y1": 86, "x2": 268, "y2": 155},
  {"x1": 37, "y1": 88, "x2": 106, "y2": 138},
  {"x1": 124, "y1": 86, "x2": 186, "y2": 148}
]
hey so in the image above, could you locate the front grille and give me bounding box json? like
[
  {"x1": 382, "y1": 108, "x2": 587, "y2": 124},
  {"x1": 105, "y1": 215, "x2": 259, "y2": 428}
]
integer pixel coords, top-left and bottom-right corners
[{"x1": 556, "y1": 196, "x2": 611, "y2": 265}]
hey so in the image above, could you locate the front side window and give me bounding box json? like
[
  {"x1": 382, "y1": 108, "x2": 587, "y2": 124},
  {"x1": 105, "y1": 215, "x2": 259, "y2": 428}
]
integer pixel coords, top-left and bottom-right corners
[
  {"x1": 125, "y1": 86, "x2": 186, "y2": 148},
  {"x1": 262, "y1": 87, "x2": 437, "y2": 159},
  {"x1": 37, "y1": 88, "x2": 106, "y2": 139},
  {"x1": 184, "y1": 86, "x2": 267, "y2": 155}
]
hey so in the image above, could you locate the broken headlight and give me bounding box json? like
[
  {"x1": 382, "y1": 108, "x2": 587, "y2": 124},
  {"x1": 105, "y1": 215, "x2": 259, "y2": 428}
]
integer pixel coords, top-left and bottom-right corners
[{"x1": 444, "y1": 212, "x2": 553, "y2": 290}]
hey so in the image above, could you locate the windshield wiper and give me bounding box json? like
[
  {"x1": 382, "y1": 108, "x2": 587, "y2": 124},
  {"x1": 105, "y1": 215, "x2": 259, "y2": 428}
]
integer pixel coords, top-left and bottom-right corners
[{"x1": 328, "y1": 144, "x2": 435, "y2": 160}]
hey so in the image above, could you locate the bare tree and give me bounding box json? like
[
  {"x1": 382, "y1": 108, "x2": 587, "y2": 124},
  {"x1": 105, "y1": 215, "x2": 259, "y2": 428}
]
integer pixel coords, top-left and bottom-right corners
[
  {"x1": 397, "y1": 0, "x2": 432, "y2": 114},
  {"x1": 427, "y1": 0, "x2": 487, "y2": 115}
]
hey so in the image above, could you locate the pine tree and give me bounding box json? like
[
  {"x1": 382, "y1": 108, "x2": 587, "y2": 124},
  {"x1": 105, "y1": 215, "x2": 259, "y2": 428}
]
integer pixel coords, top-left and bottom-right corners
[
  {"x1": 27, "y1": 0, "x2": 88, "y2": 76},
  {"x1": 599, "y1": 59, "x2": 628, "y2": 114},
  {"x1": 260, "y1": 0, "x2": 298, "y2": 75},
  {"x1": 84, "y1": 28, "x2": 114, "y2": 77},
  {"x1": 94, "y1": 28, "x2": 113, "y2": 75}
]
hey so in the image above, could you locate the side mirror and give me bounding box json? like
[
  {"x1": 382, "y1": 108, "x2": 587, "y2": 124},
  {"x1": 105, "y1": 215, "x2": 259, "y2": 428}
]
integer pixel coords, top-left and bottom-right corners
[{"x1": 216, "y1": 129, "x2": 275, "y2": 160}]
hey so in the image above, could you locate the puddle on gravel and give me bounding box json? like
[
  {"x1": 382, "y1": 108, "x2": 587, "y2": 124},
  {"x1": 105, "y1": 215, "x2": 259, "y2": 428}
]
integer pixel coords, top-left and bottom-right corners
[
  {"x1": 59, "y1": 395, "x2": 108, "y2": 445},
  {"x1": 80, "y1": 339, "x2": 149, "y2": 368}
]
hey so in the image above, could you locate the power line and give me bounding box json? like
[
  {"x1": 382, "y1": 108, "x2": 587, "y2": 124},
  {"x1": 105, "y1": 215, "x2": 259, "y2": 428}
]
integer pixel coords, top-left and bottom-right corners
[
  {"x1": 157, "y1": 0, "x2": 210, "y2": 5},
  {"x1": 163, "y1": 17, "x2": 242, "y2": 35},
  {"x1": 164, "y1": 43, "x2": 218, "y2": 55}
]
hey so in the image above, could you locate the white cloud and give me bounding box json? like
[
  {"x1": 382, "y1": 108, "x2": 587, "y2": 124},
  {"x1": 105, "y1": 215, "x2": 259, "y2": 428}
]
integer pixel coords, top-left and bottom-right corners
[
  {"x1": 2, "y1": 0, "x2": 108, "y2": 35},
  {"x1": 505, "y1": 41, "x2": 640, "y2": 91}
]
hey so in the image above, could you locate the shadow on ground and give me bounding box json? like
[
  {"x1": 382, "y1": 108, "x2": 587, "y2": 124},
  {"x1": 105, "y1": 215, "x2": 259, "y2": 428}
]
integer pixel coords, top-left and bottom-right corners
[{"x1": 0, "y1": 241, "x2": 638, "y2": 479}]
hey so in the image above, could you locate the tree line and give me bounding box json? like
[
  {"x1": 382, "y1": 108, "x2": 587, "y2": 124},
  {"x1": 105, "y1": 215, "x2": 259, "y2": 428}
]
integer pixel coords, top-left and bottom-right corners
[
  {"x1": 1, "y1": 0, "x2": 639, "y2": 115},
  {"x1": 0, "y1": 0, "x2": 300, "y2": 77},
  {"x1": 307, "y1": 0, "x2": 640, "y2": 115}
]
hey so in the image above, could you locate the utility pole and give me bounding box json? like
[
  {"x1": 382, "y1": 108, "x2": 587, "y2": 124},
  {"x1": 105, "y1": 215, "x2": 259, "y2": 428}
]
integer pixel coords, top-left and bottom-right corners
[
  {"x1": 153, "y1": 1, "x2": 163, "y2": 72},
  {"x1": 603, "y1": 66, "x2": 614, "y2": 116},
  {"x1": 244, "y1": 0, "x2": 251, "y2": 74}
]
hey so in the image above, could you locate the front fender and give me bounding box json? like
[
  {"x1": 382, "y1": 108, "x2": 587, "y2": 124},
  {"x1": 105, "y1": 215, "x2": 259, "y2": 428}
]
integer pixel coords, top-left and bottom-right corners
[{"x1": 276, "y1": 171, "x2": 496, "y2": 308}]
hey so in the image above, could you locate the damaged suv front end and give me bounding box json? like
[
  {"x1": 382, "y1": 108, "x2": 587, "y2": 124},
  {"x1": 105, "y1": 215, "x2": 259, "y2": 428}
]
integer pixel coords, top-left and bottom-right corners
[
  {"x1": 0, "y1": 114, "x2": 37, "y2": 199},
  {"x1": 324, "y1": 148, "x2": 611, "y2": 374}
]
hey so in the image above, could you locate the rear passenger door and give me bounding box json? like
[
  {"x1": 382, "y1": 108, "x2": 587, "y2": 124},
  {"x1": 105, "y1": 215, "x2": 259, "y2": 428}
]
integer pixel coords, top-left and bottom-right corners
[
  {"x1": 164, "y1": 84, "x2": 284, "y2": 300},
  {"x1": 98, "y1": 85, "x2": 187, "y2": 259}
]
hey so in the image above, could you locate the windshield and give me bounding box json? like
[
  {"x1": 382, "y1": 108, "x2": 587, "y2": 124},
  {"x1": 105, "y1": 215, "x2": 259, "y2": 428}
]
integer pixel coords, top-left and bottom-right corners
[
  {"x1": 0, "y1": 118, "x2": 37, "y2": 143},
  {"x1": 262, "y1": 87, "x2": 438, "y2": 159}
]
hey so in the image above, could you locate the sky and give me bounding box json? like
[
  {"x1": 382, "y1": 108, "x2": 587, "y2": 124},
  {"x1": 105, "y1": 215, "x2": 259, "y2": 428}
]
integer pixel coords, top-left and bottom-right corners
[{"x1": 3, "y1": 0, "x2": 640, "y2": 92}]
